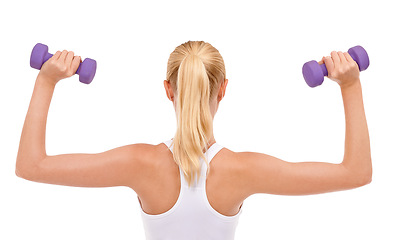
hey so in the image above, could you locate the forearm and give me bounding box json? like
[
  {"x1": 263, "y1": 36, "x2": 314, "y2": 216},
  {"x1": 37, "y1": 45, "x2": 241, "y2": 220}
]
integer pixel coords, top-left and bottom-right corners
[
  {"x1": 340, "y1": 81, "x2": 372, "y2": 178},
  {"x1": 16, "y1": 74, "x2": 55, "y2": 172}
]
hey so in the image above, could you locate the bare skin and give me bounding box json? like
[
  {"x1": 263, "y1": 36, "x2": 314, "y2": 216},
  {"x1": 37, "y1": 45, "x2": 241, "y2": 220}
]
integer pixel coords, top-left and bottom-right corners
[{"x1": 16, "y1": 49, "x2": 372, "y2": 217}]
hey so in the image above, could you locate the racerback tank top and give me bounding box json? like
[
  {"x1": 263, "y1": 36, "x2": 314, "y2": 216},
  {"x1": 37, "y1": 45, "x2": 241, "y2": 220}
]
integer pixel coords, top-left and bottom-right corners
[{"x1": 138, "y1": 139, "x2": 243, "y2": 240}]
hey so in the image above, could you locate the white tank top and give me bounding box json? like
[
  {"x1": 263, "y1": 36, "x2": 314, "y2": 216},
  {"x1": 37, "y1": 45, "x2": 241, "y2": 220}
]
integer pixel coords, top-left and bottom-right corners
[{"x1": 139, "y1": 139, "x2": 243, "y2": 240}]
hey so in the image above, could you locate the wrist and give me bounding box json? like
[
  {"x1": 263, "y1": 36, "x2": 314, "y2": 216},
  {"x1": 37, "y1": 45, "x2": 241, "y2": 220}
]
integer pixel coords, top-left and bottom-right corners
[
  {"x1": 340, "y1": 79, "x2": 361, "y2": 93},
  {"x1": 36, "y1": 73, "x2": 56, "y2": 89}
]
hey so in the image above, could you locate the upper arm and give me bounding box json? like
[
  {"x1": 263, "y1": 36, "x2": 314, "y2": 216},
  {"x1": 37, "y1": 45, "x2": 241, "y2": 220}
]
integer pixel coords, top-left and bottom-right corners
[
  {"x1": 19, "y1": 144, "x2": 155, "y2": 189},
  {"x1": 237, "y1": 151, "x2": 369, "y2": 197}
]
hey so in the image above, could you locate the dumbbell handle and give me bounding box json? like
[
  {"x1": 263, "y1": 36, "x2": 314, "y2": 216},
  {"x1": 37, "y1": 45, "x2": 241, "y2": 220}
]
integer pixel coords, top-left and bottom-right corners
[
  {"x1": 317, "y1": 50, "x2": 362, "y2": 77},
  {"x1": 319, "y1": 64, "x2": 328, "y2": 77},
  {"x1": 41, "y1": 52, "x2": 83, "y2": 75}
]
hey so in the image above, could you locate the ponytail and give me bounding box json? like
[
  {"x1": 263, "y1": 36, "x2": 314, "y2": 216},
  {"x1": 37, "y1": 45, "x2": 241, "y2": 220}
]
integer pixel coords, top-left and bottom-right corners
[
  {"x1": 173, "y1": 54, "x2": 213, "y2": 186},
  {"x1": 166, "y1": 41, "x2": 226, "y2": 187}
]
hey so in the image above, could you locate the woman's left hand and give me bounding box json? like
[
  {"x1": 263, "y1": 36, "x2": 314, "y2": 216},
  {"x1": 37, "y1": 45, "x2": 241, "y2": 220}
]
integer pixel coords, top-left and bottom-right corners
[{"x1": 38, "y1": 50, "x2": 81, "y2": 85}]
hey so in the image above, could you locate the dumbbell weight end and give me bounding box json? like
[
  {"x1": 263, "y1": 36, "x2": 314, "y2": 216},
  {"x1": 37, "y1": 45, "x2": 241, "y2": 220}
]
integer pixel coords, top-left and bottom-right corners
[
  {"x1": 348, "y1": 45, "x2": 370, "y2": 71},
  {"x1": 302, "y1": 61, "x2": 328, "y2": 88}
]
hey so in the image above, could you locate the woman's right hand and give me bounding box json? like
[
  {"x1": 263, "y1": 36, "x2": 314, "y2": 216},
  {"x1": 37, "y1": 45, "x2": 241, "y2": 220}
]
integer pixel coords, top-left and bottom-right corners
[{"x1": 318, "y1": 51, "x2": 360, "y2": 89}]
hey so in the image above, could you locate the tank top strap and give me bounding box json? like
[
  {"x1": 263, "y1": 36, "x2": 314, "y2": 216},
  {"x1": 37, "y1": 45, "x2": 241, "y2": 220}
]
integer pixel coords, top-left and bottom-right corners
[
  {"x1": 163, "y1": 138, "x2": 224, "y2": 188},
  {"x1": 163, "y1": 138, "x2": 174, "y2": 152},
  {"x1": 205, "y1": 142, "x2": 224, "y2": 164},
  {"x1": 162, "y1": 138, "x2": 223, "y2": 162}
]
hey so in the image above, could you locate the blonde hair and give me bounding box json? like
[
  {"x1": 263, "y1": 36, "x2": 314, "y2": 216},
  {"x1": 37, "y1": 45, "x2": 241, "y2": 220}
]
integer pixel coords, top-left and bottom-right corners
[{"x1": 166, "y1": 41, "x2": 226, "y2": 187}]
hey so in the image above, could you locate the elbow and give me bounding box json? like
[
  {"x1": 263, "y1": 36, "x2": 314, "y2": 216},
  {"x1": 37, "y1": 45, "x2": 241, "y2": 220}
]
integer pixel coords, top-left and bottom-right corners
[
  {"x1": 15, "y1": 166, "x2": 22, "y2": 178},
  {"x1": 359, "y1": 175, "x2": 372, "y2": 186},
  {"x1": 342, "y1": 162, "x2": 372, "y2": 188},
  {"x1": 365, "y1": 172, "x2": 372, "y2": 185},
  {"x1": 362, "y1": 166, "x2": 373, "y2": 186},
  {"x1": 15, "y1": 161, "x2": 39, "y2": 181},
  {"x1": 353, "y1": 171, "x2": 372, "y2": 188},
  {"x1": 15, "y1": 164, "x2": 29, "y2": 180}
]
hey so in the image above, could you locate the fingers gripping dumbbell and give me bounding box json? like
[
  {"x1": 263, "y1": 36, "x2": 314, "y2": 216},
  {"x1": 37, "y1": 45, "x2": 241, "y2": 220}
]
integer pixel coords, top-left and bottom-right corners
[
  {"x1": 302, "y1": 46, "x2": 369, "y2": 88},
  {"x1": 30, "y1": 43, "x2": 97, "y2": 84}
]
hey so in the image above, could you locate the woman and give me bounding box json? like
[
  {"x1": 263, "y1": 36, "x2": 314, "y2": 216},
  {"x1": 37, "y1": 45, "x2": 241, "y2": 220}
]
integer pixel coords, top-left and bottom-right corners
[{"x1": 16, "y1": 41, "x2": 372, "y2": 239}]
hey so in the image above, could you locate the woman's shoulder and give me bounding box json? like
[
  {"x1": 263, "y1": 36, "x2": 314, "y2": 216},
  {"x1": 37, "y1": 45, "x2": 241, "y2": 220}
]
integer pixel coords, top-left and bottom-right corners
[{"x1": 207, "y1": 145, "x2": 245, "y2": 172}]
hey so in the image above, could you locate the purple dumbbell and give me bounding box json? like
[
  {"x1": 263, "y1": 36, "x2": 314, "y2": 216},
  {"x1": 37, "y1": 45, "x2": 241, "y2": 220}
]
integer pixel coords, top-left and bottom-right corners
[
  {"x1": 30, "y1": 43, "x2": 97, "y2": 84},
  {"x1": 302, "y1": 45, "x2": 369, "y2": 88}
]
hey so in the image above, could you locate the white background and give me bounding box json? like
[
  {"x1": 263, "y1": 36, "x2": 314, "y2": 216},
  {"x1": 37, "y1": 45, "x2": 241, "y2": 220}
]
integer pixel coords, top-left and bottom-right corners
[{"x1": 1, "y1": 0, "x2": 397, "y2": 239}]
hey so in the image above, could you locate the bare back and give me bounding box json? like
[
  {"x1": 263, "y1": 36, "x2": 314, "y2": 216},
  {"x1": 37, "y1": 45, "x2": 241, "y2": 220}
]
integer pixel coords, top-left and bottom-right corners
[{"x1": 136, "y1": 142, "x2": 246, "y2": 217}]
